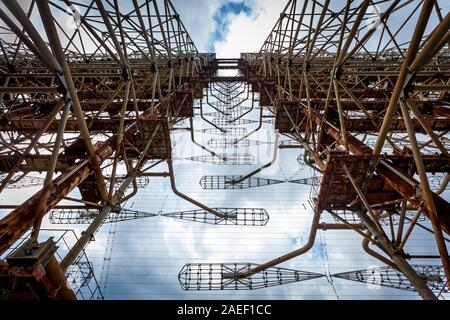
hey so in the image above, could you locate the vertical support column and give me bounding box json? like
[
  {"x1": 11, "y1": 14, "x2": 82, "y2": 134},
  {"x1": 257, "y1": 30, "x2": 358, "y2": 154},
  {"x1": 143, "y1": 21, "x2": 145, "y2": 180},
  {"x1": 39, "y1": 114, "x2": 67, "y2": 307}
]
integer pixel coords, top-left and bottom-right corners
[
  {"x1": 373, "y1": 0, "x2": 435, "y2": 155},
  {"x1": 399, "y1": 99, "x2": 450, "y2": 287},
  {"x1": 36, "y1": 0, "x2": 108, "y2": 201}
]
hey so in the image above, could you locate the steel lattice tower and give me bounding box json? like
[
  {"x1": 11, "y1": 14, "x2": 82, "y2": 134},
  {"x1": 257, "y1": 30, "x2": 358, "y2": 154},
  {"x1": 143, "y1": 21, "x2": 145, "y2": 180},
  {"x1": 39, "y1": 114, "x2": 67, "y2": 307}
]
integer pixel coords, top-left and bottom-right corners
[{"x1": 0, "y1": 0, "x2": 449, "y2": 300}]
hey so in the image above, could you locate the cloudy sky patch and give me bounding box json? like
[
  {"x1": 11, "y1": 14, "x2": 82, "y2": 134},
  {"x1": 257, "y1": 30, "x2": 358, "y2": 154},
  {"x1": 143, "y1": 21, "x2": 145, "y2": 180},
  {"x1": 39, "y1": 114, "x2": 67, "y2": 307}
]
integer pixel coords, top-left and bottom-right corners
[
  {"x1": 171, "y1": 0, "x2": 286, "y2": 57},
  {"x1": 207, "y1": 1, "x2": 254, "y2": 52}
]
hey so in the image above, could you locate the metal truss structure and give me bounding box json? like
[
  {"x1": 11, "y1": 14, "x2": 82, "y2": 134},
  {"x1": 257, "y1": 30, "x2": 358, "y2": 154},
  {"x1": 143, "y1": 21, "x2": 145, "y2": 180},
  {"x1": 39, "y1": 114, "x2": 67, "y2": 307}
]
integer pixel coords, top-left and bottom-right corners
[
  {"x1": 49, "y1": 207, "x2": 269, "y2": 226},
  {"x1": 164, "y1": 208, "x2": 269, "y2": 226},
  {"x1": 200, "y1": 175, "x2": 285, "y2": 190},
  {"x1": 178, "y1": 263, "x2": 324, "y2": 291},
  {"x1": 182, "y1": 0, "x2": 450, "y2": 300},
  {"x1": 207, "y1": 138, "x2": 266, "y2": 149},
  {"x1": 0, "y1": 0, "x2": 449, "y2": 300},
  {"x1": 0, "y1": 0, "x2": 261, "y2": 300},
  {"x1": 198, "y1": 127, "x2": 248, "y2": 136},
  {"x1": 199, "y1": 175, "x2": 319, "y2": 190},
  {"x1": 49, "y1": 208, "x2": 158, "y2": 224},
  {"x1": 184, "y1": 154, "x2": 255, "y2": 165},
  {"x1": 0, "y1": 229, "x2": 103, "y2": 300},
  {"x1": 332, "y1": 265, "x2": 448, "y2": 296}
]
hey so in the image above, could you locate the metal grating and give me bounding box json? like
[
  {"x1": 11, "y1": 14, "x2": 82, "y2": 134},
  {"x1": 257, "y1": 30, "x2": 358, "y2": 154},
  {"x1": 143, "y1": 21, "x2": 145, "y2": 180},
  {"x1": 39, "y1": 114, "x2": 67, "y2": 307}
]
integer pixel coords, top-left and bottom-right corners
[
  {"x1": 333, "y1": 265, "x2": 449, "y2": 294},
  {"x1": 164, "y1": 208, "x2": 269, "y2": 226},
  {"x1": 178, "y1": 263, "x2": 324, "y2": 290},
  {"x1": 184, "y1": 154, "x2": 255, "y2": 165},
  {"x1": 200, "y1": 176, "x2": 285, "y2": 190},
  {"x1": 49, "y1": 209, "x2": 157, "y2": 224}
]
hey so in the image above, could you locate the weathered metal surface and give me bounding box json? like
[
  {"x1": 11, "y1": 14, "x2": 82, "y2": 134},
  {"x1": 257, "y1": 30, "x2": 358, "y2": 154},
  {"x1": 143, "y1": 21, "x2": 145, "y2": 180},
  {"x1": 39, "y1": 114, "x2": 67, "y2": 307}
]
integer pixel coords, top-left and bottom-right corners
[
  {"x1": 0, "y1": 139, "x2": 115, "y2": 255},
  {"x1": 317, "y1": 153, "x2": 402, "y2": 211},
  {"x1": 0, "y1": 239, "x2": 76, "y2": 300}
]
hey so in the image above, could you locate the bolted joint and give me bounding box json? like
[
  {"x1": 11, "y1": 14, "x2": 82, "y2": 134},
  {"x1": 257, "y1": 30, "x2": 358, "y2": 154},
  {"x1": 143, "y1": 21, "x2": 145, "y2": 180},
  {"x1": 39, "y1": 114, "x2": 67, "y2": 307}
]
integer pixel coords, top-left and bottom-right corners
[
  {"x1": 7, "y1": 64, "x2": 17, "y2": 73},
  {"x1": 55, "y1": 72, "x2": 68, "y2": 100},
  {"x1": 404, "y1": 82, "x2": 416, "y2": 98},
  {"x1": 333, "y1": 67, "x2": 343, "y2": 80},
  {"x1": 151, "y1": 63, "x2": 157, "y2": 74},
  {"x1": 398, "y1": 251, "x2": 410, "y2": 259},
  {"x1": 414, "y1": 186, "x2": 423, "y2": 201},
  {"x1": 25, "y1": 74, "x2": 36, "y2": 82},
  {"x1": 122, "y1": 67, "x2": 131, "y2": 81},
  {"x1": 81, "y1": 231, "x2": 95, "y2": 242},
  {"x1": 304, "y1": 62, "x2": 310, "y2": 72}
]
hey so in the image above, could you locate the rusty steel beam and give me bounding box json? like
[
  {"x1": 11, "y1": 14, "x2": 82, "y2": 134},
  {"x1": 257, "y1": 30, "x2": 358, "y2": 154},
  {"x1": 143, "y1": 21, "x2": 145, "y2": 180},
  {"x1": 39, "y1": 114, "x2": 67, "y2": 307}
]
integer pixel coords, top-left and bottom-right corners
[
  {"x1": 0, "y1": 0, "x2": 209, "y2": 276},
  {"x1": 5, "y1": 112, "x2": 448, "y2": 134},
  {"x1": 321, "y1": 117, "x2": 450, "y2": 235},
  {"x1": 0, "y1": 139, "x2": 115, "y2": 255},
  {"x1": 0, "y1": 119, "x2": 168, "y2": 133}
]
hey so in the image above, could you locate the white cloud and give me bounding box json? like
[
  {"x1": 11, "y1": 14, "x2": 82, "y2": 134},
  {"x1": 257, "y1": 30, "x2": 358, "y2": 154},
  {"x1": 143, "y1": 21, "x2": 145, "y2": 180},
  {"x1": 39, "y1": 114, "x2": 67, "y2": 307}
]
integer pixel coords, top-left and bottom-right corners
[
  {"x1": 213, "y1": 0, "x2": 287, "y2": 57},
  {"x1": 172, "y1": 0, "x2": 220, "y2": 52},
  {"x1": 173, "y1": 0, "x2": 287, "y2": 55}
]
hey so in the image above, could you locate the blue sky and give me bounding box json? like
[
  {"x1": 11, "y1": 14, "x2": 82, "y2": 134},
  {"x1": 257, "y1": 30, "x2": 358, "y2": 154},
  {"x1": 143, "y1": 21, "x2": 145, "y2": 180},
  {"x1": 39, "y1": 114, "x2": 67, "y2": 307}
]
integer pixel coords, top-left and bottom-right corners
[
  {"x1": 172, "y1": 0, "x2": 287, "y2": 57},
  {"x1": 207, "y1": 2, "x2": 253, "y2": 52},
  {"x1": 0, "y1": 0, "x2": 283, "y2": 58},
  {"x1": 174, "y1": 0, "x2": 446, "y2": 57}
]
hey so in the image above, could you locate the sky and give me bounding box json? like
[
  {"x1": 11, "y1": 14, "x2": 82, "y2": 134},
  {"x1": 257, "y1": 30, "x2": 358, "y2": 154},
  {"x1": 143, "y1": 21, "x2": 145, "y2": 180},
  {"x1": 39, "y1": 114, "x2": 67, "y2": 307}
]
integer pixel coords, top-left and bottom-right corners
[
  {"x1": 3, "y1": 0, "x2": 445, "y2": 59},
  {"x1": 172, "y1": 0, "x2": 287, "y2": 57},
  {"x1": 171, "y1": 0, "x2": 448, "y2": 58},
  {"x1": 0, "y1": 0, "x2": 286, "y2": 59}
]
